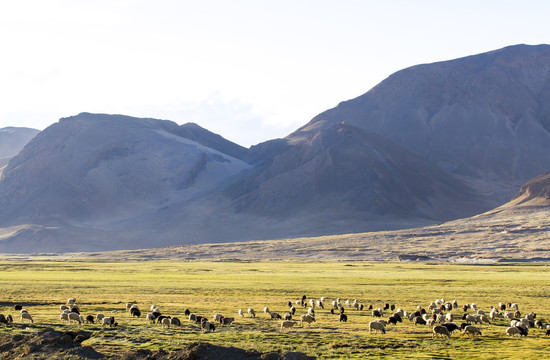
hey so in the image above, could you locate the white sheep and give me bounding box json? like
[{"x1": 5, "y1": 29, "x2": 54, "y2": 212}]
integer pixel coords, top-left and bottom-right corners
[
  {"x1": 150, "y1": 305, "x2": 158, "y2": 312},
  {"x1": 221, "y1": 317, "x2": 235, "y2": 326},
  {"x1": 308, "y1": 307, "x2": 315, "y2": 316},
  {"x1": 248, "y1": 308, "x2": 256, "y2": 318},
  {"x1": 68, "y1": 312, "x2": 81, "y2": 325},
  {"x1": 213, "y1": 313, "x2": 224, "y2": 323},
  {"x1": 161, "y1": 317, "x2": 171, "y2": 329},
  {"x1": 126, "y1": 303, "x2": 135, "y2": 311},
  {"x1": 445, "y1": 313, "x2": 453, "y2": 322},
  {"x1": 264, "y1": 307, "x2": 270, "y2": 314},
  {"x1": 67, "y1": 298, "x2": 76, "y2": 305},
  {"x1": 238, "y1": 309, "x2": 244, "y2": 317},
  {"x1": 369, "y1": 321, "x2": 386, "y2": 334},
  {"x1": 21, "y1": 312, "x2": 33, "y2": 323},
  {"x1": 511, "y1": 303, "x2": 519, "y2": 311},
  {"x1": 462, "y1": 325, "x2": 481, "y2": 337},
  {"x1": 102, "y1": 316, "x2": 116, "y2": 327},
  {"x1": 426, "y1": 319, "x2": 435, "y2": 327},
  {"x1": 281, "y1": 320, "x2": 297, "y2": 331},
  {"x1": 146, "y1": 313, "x2": 156, "y2": 323},
  {"x1": 300, "y1": 314, "x2": 316, "y2": 326},
  {"x1": 60, "y1": 312, "x2": 70, "y2": 323}
]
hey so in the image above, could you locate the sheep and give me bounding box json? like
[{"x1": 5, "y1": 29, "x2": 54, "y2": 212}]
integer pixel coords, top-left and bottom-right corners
[
  {"x1": 171, "y1": 317, "x2": 181, "y2": 326},
  {"x1": 432, "y1": 325, "x2": 451, "y2": 339},
  {"x1": 202, "y1": 320, "x2": 215, "y2": 332},
  {"x1": 264, "y1": 307, "x2": 270, "y2": 314},
  {"x1": 445, "y1": 313, "x2": 453, "y2": 322},
  {"x1": 465, "y1": 314, "x2": 478, "y2": 324},
  {"x1": 535, "y1": 320, "x2": 544, "y2": 329},
  {"x1": 70, "y1": 305, "x2": 80, "y2": 314},
  {"x1": 300, "y1": 314, "x2": 316, "y2": 326},
  {"x1": 21, "y1": 312, "x2": 33, "y2": 324},
  {"x1": 238, "y1": 309, "x2": 244, "y2": 317},
  {"x1": 284, "y1": 313, "x2": 292, "y2": 320},
  {"x1": 511, "y1": 303, "x2": 519, "y2": 311},
  {"x1": 213, "y1": 313, "x2": 224, "y2": 323},
  {"x1": 6, "y1": 315, "x2": 13, "y2": 323},
  {"x1": 102, "y1": 316, "x2": 117, "y2": 327},
  {"x1": 369, "y1": 321, "x2": 386, "y2": 334},
  {"x1": 339, "y1": 314, "x2": 348, "y2": 322},
  {"x1": 221, "y1": 317, "x2": 234, "y2": 326},
  {"x1": 413, "y1": 316, "x2": 426, "y2": 326},
  {"x1": 248, "y1": 308, "x2": 256, "y2": 318},
  {"x1": 309, "y1": 299, "x2": 315, "y2": 308},
  {"x1": 60, "y1": 312, "x2": 70, "y2": 323},
  {"x1": 184, "y1": 309, "x2": 190, "y2": 316},
  {"x1": 471, "y1": 303, "x2": 477, "y2": 311},
  {"x1": 86, "y1": 315, "x2": 94, "y2": 324},
  {"x1": 67, "y1": 298, "x2": 76, "y2": 305},
  {"x1": 479, "y1": 314, "x2": 491, "y2": 324},
  {"x1": 14, "y1": 304, "x2": 23, "y2": 311},
  {"x1": 270, "y1": 312, "x2": 282, "y2": 320},
  {"x1": 130, "y1": 308, "x2": 141, "y2": 318},
  {"x1": 96, "y1": 313, "x2": 105, "y2": 322},
  {"x1": 514, "y1": 310, "x2": 521, "y2": 318},
  {"x1": 189, "y1": 313, "x2": 196, "y2": 322},
  {"x1": 161, "y1": 317, "x2": 171, "y2": 329},
  {"x1": 317, "y1": 300, "x2": 324, "y2": 309},
  {"x1": 442, "y1": 322, "x2": 459, "y2": 334},
  {"x1": 499, "y1": 302, "x2": 506, "y2": 311},
  {"x1": 59, "y1": 305, "x2": 69, "y2": 312},
  {"x1": 372, "y1": 309, "x2": 382, "y2": 317},
  {"x1": 506, "y1": 326, "x2": 526, "y2": 337},
  {"x1": 146, "y1": 313, "x2": 156, "y2": 323},
  {"x1": 426, "y1": 319, "x2": 435, "y2": 327},
  {"x1": 150, "y1": 305, "x2": 158, "y2": 312},
  {"x1": 0, "y1": 314, "x2": 7, "y2": 325},
  {"x1": 281, "y1": 320, "x2": 297, "y2": 331},
  {"x1": 290, "y1": 306, "x2": 296, "y2": 315},
  {"x1": 308, "y1": 307, "x2": 315, "y2": 316},
  {"x1": 68, "y1": 312, "x2": 81, "y2": 325},
  {"x1": 157, "y1": 315, "x2": 172, "y2": 324},
  {"x1": 462, "y1": 325, "x2": 482, "y2": 337},
  {"x1": 193, "y1": 315, "x2": 204, "y2": 324},
  {"x1": 388, "y1": 315, "x2": 400, "y2": 325},
  {"x1": 504, "y1": 312, "x2": 514, "y2": 320}
]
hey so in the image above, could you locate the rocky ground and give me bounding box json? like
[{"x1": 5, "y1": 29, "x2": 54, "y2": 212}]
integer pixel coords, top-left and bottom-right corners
[{"x1": 0, "y1": 326, "x2": 314, "y2": 360}]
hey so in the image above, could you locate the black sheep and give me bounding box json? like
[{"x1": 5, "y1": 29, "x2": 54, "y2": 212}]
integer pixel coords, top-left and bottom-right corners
[
  {"x1": 70, "y1": 306, "x2": 80, "y2": 315},
  {"x1": 85, "y1": 315, "x2": 94, "y2": 324},
  {"x1": 368, "y1": 305, "x2": 373, "y2": 310},
  {"x1": 500, "y1": 303, "x2": 506, "y2": 311},
  {"x1": 184, "y1": 309, "x2": 190, "y2": 316},
  {"x1": 463, "y1": 304, "x2": 470, "y2": 312},
  {"x1": 6, "y1": 315, "x2": 13, "y2": 323},
  {"x1": 287, "y1": 301, "x2": 292, "y2": 308},
  {"x1": 171, "y1": 317, "x2": 181, "y2": 326},
  {"x1": 157, "y1": 315, "x2": 171, "y2": 324},
  {"x1": 384, "y1": 303, "x2": 390, "y2": 310},
  {"x1": 372, "y1": 310, "x2": 381, "y2": 317},
  {"x1": 290, "y1": 306, "x2": 296, "y2": 315},
  {"x1": 412, "y1": 311, "x2": 422, "y2": 318},
  {"x1": 546, "y1": 328, "x2": 550, "y2": 336},
  {"x1": 442, "y1": 322, "x2": 459, "y2": 333},
  {"x1": 130, "y1": 308, "x2": 141, "y2": 318},
  {"x1": 330, "y1": 309, "x2": 334, "y2": 315},
  {"x1": 459, "y1": 322, "x2": 469, "y2": 330},
  {"x1": 515, "y1": 326, "x2": 527, "y2": 336},
  {"x1": 388, "y1": 316, "x2": 398, "y2": 325},
  {"x1": 194, "y1": 315, "x2": 204, "y2": 324},
  {"x1": 152, "y1": 310, "x2": 162, "y2": 319},
  {"x1": 391, "y1": 313, "x2": 402, "y2": 322},
  {"x1": 413, "y1": 316, "x2": 426, "y2": 326},
  {"x1": 14, "y1": 305, "x2": 22, "y2": 311},
  {"x1": 0, "y1": 314, "x2": 7, "y2": 324},
  {"x1": 359, "y1": 304, "x2": 364, "y2": 311},
  {"x1": 339, "y1": 313, "x2": 348, "y2": 322}
]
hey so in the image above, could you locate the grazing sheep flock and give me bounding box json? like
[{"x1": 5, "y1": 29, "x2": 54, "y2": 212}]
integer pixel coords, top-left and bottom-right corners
[{"x1": 0, "y1": 295, "x2": 548, "y2": 351}]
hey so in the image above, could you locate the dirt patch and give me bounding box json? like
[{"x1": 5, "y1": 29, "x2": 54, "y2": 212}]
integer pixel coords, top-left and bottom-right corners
[{"x1": 0, "y1": 329, "x2": 315, "y2": 359}]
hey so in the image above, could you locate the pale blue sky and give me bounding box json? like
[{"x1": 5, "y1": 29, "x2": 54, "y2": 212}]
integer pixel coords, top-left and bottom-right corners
[{"x1": 0, "y1": 0, "x2": 548, "y2": 146}]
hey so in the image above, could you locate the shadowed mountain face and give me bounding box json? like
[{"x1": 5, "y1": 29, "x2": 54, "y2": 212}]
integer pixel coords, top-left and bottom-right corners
[
  {"x1": 229, "y1": 122, "x2": 489, "y2": 221},
  {"x1": 0, "y1": 127, "x2": 39, "y2": 158},
  {"x1": 294, "y1": 44, "x2": 550, "y2": 200}
]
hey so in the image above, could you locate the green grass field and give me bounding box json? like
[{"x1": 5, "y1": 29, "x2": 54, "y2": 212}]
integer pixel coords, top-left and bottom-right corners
[{"x1": 0, "y1": 260, "x2": 549, "y2": 359}]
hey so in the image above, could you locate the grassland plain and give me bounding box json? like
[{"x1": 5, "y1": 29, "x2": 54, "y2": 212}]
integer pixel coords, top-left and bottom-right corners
[{"x1": 0, "y1": 260, "x2": 549, "y2": 359}]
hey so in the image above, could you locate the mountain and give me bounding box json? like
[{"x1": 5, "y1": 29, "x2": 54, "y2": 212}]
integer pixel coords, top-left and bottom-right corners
[
  {"x1": 509, "y1": 171, "x2": 550, "y2": 205},
  {"x1": 0, "y1": 113, "x2": 250, "y2": 228},
  {"x1": 228, "y1": 122, "x2": 489, "y2": 221},
  {"x1": 294, "y1": 44, "x2": 550, "y2": 201},
  {"x1": 2, "y1": 44, "x2": 550, "y2": 254}
]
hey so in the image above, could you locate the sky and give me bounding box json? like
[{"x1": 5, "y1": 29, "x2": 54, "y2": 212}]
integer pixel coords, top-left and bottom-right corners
[{"x1": 0, "y1": 1, "x2": 549, "y2": 147}]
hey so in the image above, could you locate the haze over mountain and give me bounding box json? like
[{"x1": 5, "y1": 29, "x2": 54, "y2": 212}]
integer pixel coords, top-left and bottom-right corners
[
  {"x1": 0, "y1": 127, "x2": 39, "y2": 175},
  {"x1": 1, "y1": 44, "x2": 549, "y2": 254}
]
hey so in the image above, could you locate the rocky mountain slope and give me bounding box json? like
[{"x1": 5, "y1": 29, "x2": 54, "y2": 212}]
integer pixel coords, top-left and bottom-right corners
[
  {"x1": 0, "y1": 127, "x2": 39, "y2": 177},
  {"x1": 295, "y1": 44, "x2": 550, "y2": 201},
  {"x1": 1, "y1": 44, "x2": 550, "y2": 254}
]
